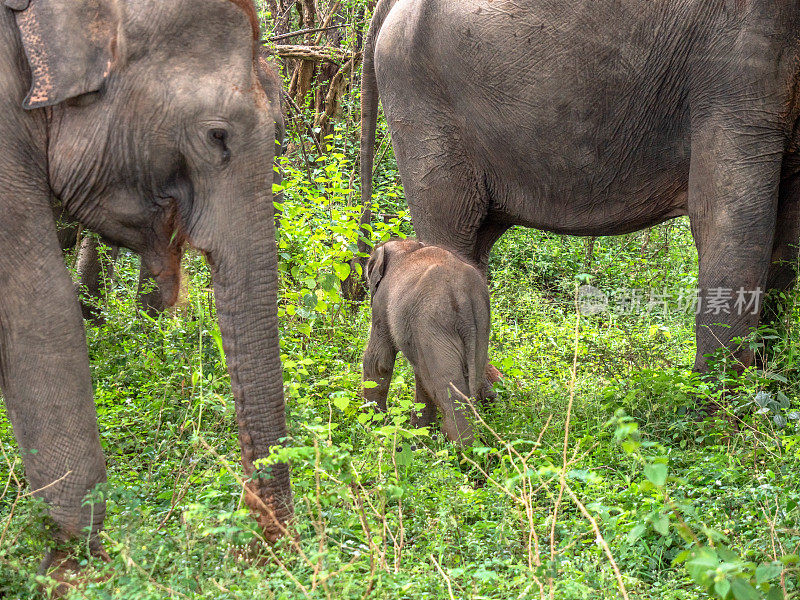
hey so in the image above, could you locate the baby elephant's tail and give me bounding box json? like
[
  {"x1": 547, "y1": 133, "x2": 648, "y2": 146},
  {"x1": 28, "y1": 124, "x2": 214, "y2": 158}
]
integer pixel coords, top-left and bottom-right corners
[
  {"x1": 465, "y1": 295, "x2": 490, "y2": 403},
  {"x1": 466, "y1": 325, "x2": 480, "y2": 402}
]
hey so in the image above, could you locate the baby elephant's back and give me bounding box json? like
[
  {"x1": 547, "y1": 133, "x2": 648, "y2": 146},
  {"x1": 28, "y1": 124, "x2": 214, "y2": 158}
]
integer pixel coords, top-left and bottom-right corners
[{"x1": 388, "y1": 246, "x2": 489, "y2": 338}]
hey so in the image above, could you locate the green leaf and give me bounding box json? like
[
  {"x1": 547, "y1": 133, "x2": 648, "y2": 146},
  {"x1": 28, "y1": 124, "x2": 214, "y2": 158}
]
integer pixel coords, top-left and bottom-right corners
[
  {"x1": 650, "y1": 512, "x2": 669, "y2": 536},
  {"x1": 673, "y1": 550, "x2": 691, "y2": 565},
  {"x1": 302, "y1": 293, "x2": 317, "y2": 309},
  {"x1": 718, "y1": 546, "x2": 740, "y2": 562},
  {"x1": 385, "y1": 484, "x2": 404, "y2": 500},
  {"x1": 755, "y1": 562, "x2": 782, "y2": 585},
  {"x1": 767, "y1": 587, "x2": 785, "y2": 600},
  {"x1": 333, "y1": 262, "x2": 351, "y2": 281},
  {"x1": 730, "y1": 578, "x2": 759, "y2": 600},
  {"x1": 644, "y1": 462, "x2": 668, "y2": 487},
  {"x1": 686, "y1": 548, "x2": 719, "y2": 583},
  {"x1": 332, "y1": 396, "x2": 350, "y2": 412},
  {"x1": 363, "y1": 381, "x2": 379, "y2": 389},
  {"x1": 395, "y1": 444, "x2": 413, "y2": 467},
  {"x1": 765, "y1": 372, "x2": 788, "y2": 383},
  {"x1": 209, "y1": 328, "x2": 225, "y2": 362},
  {"x1": 627, "y1": 524, "x2": 646, "y2": 544},
  {"x1": 714, "y1": 578, "x2": 731, "y2": 599}
]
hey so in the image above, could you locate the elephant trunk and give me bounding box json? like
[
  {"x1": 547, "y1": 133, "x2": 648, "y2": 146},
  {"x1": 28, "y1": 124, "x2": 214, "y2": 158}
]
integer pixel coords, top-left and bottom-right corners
[{"x1": 205, "y1": 181, "x2": 293, "y2": 541}]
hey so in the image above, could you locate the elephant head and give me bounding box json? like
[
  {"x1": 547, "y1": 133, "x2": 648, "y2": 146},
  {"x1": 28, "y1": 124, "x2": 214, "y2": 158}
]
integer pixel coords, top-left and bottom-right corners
[{"x1": 8, "y1": 0, "x2": 292, "y2": 538}]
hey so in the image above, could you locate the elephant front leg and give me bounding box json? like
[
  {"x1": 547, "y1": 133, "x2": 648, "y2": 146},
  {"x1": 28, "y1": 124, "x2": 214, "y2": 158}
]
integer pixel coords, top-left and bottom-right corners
[
  {"x1": 687, "y1": 117, "x2": 784, "y2": 372},
  {"x1": 76, "y1": 235, "x2": 118, "y2": 324},
  {"x1": 410, "y1": 374, "x2": 437, "y2": 430},
  {"x1": 0, "y1": 201, "x2": 107, "y2": 559}
]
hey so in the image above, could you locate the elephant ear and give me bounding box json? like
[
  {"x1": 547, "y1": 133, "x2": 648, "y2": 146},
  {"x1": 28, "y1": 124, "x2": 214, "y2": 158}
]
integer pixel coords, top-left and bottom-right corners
[
  {"x1": 6, "y1": 0, "x2": 121, "y2": 109},
  {"x1": 366, "y1": 245, "x2": 388, "y2": 296}
]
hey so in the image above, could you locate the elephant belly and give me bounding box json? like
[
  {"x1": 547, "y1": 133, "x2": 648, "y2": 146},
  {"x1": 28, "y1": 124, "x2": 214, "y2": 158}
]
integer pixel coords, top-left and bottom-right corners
[
  {"x1": 489, "y1": 166, "x2": 691, "y2": 237},
  {"x1": 479, "y1": 105, "x2": 693, "y2": 235}
]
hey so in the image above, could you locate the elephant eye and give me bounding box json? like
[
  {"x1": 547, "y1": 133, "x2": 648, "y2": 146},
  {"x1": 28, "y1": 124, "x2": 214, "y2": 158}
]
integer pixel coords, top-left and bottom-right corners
[{"x1": 207, "y1": 128, "x2": 231, "y2": 162}]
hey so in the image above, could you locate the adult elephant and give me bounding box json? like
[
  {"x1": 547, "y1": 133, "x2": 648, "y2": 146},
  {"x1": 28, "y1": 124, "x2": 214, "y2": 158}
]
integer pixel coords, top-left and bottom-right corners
[
  {"x1": 56, "y1": 48, "x2": 288, "y2": 323},
  {"x1": 0, "y1": 0, "x2": 291, "y2": 572},
  {"x1": 359, "y1": 0, "x2": 800, "y2": 371}
]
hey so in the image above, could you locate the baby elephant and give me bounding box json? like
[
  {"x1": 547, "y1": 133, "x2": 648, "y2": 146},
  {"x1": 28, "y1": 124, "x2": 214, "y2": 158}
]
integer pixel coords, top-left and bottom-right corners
[{"x1": 362, "y1": 239, "x2": 491, "y2": 444}]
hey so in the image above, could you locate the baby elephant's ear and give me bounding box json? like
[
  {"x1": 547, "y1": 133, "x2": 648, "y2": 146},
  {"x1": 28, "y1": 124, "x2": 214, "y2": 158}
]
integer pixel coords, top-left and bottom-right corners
[
  {"x1": 366, "y1": 246, "x2": 387, "y2": 295},
  {"x1": 6, "y1": 0, "x2": 121, "y2": 109}
]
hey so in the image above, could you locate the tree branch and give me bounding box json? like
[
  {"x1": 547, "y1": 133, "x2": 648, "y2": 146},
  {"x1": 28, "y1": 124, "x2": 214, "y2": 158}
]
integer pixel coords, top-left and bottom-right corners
[{"x1": 266, "y1": 44, "x2": 359, "y2": 64}]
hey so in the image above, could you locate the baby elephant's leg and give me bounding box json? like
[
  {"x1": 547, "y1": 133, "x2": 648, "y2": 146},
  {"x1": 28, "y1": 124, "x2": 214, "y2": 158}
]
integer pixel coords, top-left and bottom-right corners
[
  {"x1": 410, "y1": 373, "x2": 437, "y2": 430},
  {"x1": 418, "y1": 347, "x2": 474, "y2": 445},
  {"x1": 362, "y1": 328, "x2": 396, "y2": 412}
]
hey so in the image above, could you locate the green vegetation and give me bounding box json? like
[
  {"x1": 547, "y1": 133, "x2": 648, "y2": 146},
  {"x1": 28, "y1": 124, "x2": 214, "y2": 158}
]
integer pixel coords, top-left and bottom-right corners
[{"x1": 2, "y1": 2, "x2": 800, "y2": 598}]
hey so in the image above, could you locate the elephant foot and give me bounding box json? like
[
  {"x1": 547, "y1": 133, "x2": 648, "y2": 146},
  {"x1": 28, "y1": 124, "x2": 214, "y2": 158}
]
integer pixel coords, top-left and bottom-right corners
[
  {"x1": 226, "y1": 538, "x2": 288, "y2": 567},
  {"x1": 688, "y1": 397, "x2": 742, "y2": 432},
  {"x1": 38, "y1": 545, "x2": 111, "y2": 598}
]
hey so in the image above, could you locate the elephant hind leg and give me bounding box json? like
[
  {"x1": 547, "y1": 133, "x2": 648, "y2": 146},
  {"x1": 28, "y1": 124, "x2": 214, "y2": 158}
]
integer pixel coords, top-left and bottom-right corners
[
  {"x1": 688, "y1": 116, "x2": 784, "y2": 371},
  {"x1": 763, "y1": 174, "x2": 800, "y2": 306},
  {"x1": 414, "y1": 344, "x2": 474, "y2": 445},
  {"x1": 76, "y1": 236, "x2": 118, "y2": 324},
  {"x1": 362, "y1": 324, "x2": 397, "y2": 413},
  {"x1": 385, "y1": 100, "x2": 491, "y2": 262},
  {"x1": 754, "y1": 172, "x2": 800, "y2": 368}
]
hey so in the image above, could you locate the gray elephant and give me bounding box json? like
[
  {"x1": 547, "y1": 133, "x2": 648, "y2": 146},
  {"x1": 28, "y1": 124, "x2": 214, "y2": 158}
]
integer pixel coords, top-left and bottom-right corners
[
  {"x1": 359, "y1": 0, "x2": 800, "y2": 372},
  {"x1": 0, "y1": 0, "x2": 291, "y2": 573},
  {"x1": 363, "y1": 239, "x2": 491, "y2": 444},
  {"x1": 56, "y1": 47, "x2": 288, "y2": 324}
]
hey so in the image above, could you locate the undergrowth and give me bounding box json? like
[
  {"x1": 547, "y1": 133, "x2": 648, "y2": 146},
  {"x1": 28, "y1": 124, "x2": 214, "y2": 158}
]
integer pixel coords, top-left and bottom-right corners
[{"x1": 2, "y1": 3, "x2": 800, "y2": 596}]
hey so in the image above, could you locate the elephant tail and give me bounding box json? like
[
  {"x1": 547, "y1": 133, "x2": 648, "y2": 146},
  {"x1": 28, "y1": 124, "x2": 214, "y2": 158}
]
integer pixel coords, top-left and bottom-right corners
[
  {"x1": 465, "y1": 323, "x2": 480, "y2": 402},
  {"x1": 344, "y1": 0, "x2": 401, "y2": 301},
  {"x1": 466, "y1": 289, "x2": 490, "y2": 404}
]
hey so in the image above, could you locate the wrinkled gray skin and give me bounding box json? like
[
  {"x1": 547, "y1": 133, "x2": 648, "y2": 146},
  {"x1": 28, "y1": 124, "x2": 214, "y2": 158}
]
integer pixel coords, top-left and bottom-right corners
[
  {"x1": 0, "y1": 0, "x2": 292, "y2": 569},
  {"x1": 363, "y1": 239, "x2": 491, "y2": 444},
  {"x1": 55, "y1": 48, "x2": 287, "y2": 324},
  {"x1": 360, "y1": 0, "x2": 800, "y2": 371}
]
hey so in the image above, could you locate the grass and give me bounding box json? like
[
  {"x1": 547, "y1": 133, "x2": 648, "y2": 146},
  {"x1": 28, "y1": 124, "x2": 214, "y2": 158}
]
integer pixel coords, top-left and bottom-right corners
[{"x1": 1, "y1": 201, "x2": 798, "y2": 598}]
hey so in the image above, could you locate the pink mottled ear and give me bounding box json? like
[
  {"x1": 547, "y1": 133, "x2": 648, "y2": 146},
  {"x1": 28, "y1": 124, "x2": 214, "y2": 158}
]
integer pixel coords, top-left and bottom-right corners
[{"x1": 5, "y1": 0, "x2": 121, "y2": 109}]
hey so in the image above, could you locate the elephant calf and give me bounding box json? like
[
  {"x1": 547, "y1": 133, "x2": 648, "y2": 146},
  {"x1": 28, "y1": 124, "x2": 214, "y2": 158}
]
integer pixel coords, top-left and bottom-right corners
[{"x1": 362, "y1": 239, "x2": 491, "y2": 444}]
